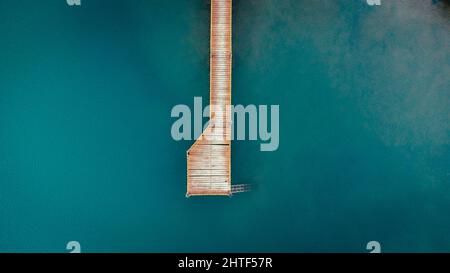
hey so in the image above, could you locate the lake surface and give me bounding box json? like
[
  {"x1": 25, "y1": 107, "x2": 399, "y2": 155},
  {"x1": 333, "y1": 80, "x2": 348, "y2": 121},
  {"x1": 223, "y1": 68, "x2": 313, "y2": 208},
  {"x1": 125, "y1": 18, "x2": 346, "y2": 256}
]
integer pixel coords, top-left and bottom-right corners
[{"x1": 0, "y1": 0, "x2": 449, "y2": 252}]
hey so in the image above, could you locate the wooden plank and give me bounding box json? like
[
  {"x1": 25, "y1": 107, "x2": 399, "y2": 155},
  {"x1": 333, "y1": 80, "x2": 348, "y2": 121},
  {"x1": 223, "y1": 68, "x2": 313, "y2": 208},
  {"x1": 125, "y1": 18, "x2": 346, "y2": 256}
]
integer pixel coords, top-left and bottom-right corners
[{"x1": 186, "y1": 0, "x2": 232, "y2": 197}]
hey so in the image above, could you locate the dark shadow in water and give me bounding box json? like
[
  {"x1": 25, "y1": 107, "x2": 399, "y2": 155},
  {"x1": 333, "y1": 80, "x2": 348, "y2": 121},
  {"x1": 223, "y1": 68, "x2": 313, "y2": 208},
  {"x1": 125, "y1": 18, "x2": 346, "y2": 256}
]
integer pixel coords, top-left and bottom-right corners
[
  {"x1": 434, "y1": 0, "x2": 450, "y2": 4},
  {"x1": 433, "y1": 0, "x2": 450, "y2": 8},
  {"x1": 433, "y1": 0, "x2": 450, "y2": 20}
]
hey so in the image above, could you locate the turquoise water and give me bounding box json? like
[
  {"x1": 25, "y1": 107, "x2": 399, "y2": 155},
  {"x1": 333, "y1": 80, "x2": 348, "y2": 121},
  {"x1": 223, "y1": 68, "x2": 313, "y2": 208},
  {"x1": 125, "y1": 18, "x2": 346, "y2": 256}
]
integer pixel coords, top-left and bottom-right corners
[{"x1": 0, "y1": 0, "x2": 449, "y2": 252}]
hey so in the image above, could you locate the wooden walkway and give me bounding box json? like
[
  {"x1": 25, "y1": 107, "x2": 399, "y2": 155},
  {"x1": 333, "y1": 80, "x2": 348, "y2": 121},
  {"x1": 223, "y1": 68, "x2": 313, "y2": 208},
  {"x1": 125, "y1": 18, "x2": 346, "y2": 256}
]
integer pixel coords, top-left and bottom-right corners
[{"x1": 186, "y1": 0, "x2": 232, "y2": 196}]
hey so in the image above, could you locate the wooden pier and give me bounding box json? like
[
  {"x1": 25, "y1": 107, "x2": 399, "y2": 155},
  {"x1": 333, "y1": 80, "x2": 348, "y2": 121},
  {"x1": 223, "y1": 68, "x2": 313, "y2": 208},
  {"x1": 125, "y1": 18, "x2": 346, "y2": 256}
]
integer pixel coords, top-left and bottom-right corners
[{"x1": 186, "y1": 0, "x2": 232, "y2": 196}]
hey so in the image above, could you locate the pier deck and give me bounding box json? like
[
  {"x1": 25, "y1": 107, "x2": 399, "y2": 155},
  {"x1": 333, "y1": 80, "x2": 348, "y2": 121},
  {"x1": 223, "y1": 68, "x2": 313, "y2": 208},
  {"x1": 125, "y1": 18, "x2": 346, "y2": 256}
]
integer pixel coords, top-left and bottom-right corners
[{"x1": 186, "y1": 0, "x2": 232, "y2": 196}]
